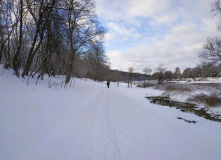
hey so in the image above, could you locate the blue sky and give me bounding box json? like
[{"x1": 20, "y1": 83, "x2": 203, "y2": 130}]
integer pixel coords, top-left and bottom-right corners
[{"x1": 95, "y1": 0, "x2": 219, "y2": 73}]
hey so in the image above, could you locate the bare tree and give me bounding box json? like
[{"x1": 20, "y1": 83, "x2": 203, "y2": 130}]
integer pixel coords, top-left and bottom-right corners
[
  {"x1": 211, "y1": 0, "x2": 221, "y2": 29},
  {"x1": 174, "y1": 67, "x2": 181, "y2": 81},
  {"x1": 143, "y1": 67, "x2": 151, "y2": 88},
  {"x1": 0, "y1": 0, "x2": 108, "y2": 87},
  {"x1": 191, "y1": 65, "x2": 202, "y2": 78},
  {"x1": 199, "y1": 1, "x2": 221, "y2": 66},
  {"x1": 31, "y1": 6, "x2": 65, "y2": 82},
  {"x1": 164, "y1": 71, "x2": 173, "y2": 81},
  {"x1": 155, "y1": 64, "x2": 166, "y2": 84},
  {"x1": 200, "y1": 63, "x2": 217, "y2": 77},
  {"x1": 63, "y1": 0, "x2": 106, "y2": 86},
  {"x1": 13, "y1": 0, "x2": 24, "y2": 77},
  {"x1": 22, "y1": 0, "x2": 57, "y2": 78},
  {"x1": 200, "y1": 38, "x2": 221, "y2": 66},
  {"x1": 0, "y1": 0, "x2": 19, "y2": 65},
  {"x1": 182, "y1": 67, "x2": 192, "y2": 78},
  {"x1": 91, "y1": 42, "x2": 107, "y2": 81},
  {"x1": 128, "y1": 66, "x2": 134, "y2": 88},
  {"x1": 111, "y1": 70, "x2": 121, "y2": 87}
]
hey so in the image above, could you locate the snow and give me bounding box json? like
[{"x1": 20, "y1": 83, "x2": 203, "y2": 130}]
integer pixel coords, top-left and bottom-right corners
[
  {"x1": 0, "y1": 67, "x2": 221, "y2": 160},
  {"x1": 172, "y1": 77, "x2": 221, "y2": 84}
]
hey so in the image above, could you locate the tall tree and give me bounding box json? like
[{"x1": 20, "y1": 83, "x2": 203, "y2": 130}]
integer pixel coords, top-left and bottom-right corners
[
  {"x1": 127, "y1": 66, "x2": 134, "y2": 88},
  {"x1": 22, "y1": 0, "x2": 57, "y2": 77},
  {"x1": 182, "y1": 67, "x2": 192, "y2": 78},
  {"x1": 63, "y1": 0, "x2": 105, "y2": 86},
  {"x1": 200, "y1": 38, "x2": 221, "y2": 66},
  {"x1": 155, "y1": 64, "x2": 166, "y2": 84},
  {"x1": 174, "y1": 67, "x2": 181, "y2": 80},
  {"x1": 0, "y1": 0, "x2": 18, "y2": 64},
  {"x1": 199, "y1": 1, "x2": 221, "y2": 66},
  {"x1": 0, "y1": 0, "x2": 107, "y2": 85},
  {"x1": 143, "y1": 67, "x2": 151, "y2": 88},
  {"x1": 13, "y1": 0, "x2": 24, "y2": 77},
  {"x1": 164, "y1": 71, "x2": 173, "y2": 81}
]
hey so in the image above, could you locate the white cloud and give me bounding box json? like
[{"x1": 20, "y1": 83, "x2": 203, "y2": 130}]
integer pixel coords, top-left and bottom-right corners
[
  {"x1": 107, "y1": 19, "x2": 219, "y2": 72},
  {"x1": 107, "y1": 22, "x2": 140, "y2": 40},
  {"x1": 151, "y1": 13, "x2": 178, "y2": 26},
  {"x1": 96, "y1": 0, "x2": 173, "y2": 21},
  {"x1": 104, "y1": 32, "x2": 117, "y2": 41},
  {"x1": 96, "y1": 0, "x2": 220, "y2": 73}
]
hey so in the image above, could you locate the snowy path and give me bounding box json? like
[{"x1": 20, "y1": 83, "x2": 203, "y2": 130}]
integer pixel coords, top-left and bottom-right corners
[{"x1": 1, "y1": 74, "x2": 221, "y2": 160}]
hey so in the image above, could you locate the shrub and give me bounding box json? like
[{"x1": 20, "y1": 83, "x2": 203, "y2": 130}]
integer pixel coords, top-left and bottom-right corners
[
  {"x1": 165, "y1": 85, "x2": 191, "y2": 93},
  {"x1": 137, "y1": 82, "x2": 154, "y2": 88},
  {"x1": 205, "y1": 93, "x2": 221, "y2": 107},
  {"x1": 188, "y1": 93, "x2": 221, "y2": 107}
]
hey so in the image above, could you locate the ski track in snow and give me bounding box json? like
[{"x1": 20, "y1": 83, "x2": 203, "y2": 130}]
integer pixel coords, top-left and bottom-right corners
[
  {"x1": 91, "y1": 90, "x2": 120, "y2": 160},
  {"x1": 90, "y1": 88, "x2": 148, "y2": 160}
]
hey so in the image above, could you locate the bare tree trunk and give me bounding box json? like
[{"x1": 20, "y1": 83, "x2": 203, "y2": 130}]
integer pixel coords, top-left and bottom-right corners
[
  {"x1": 0, "y1": 21, "x2": 17, "y2": 63},
  {"x1": 22, "y1": 0, "x2": 56, "y2": 77},
  {"x1": 65, "y1": 53, "x2": 75, "y2": 86},
  {"x1": 65, "y1": 8, "x2": 76, "y2": 86},
  {"x1": 13, "y1": 0, "x2": 23, "y2": 77}
]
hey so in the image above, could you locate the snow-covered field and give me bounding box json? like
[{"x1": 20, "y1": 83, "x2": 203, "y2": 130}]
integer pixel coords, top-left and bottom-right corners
[{"x1": 1, "y1": 67, "x2": 221, "y2": 160}]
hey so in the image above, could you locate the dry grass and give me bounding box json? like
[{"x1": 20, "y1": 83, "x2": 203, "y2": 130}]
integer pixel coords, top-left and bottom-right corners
[
  {"x1": 151, "y1": 84, "x2": 192, "y2": 99},
  {"x1": 136, "y1": 82, "x2": 155, "y2": 88},
  {"x1": 188, "y1": 93, "x2": 221, "y2": 107},
  {"x1": 165, "y1": 85, "x2": 191, "y2": 92},
  {"x1": 152, "y1": 84, "x2": 192, "y2": 93}
]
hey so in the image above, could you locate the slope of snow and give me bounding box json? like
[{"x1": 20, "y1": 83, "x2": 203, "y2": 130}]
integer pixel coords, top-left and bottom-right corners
[{"x1": 0, "y1": 67, "x2": 221, "y2": 160}]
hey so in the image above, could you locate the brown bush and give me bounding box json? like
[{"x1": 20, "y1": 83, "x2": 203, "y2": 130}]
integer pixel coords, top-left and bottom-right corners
[
  {"x1": 165, "y1": 85, "x2": 191, "y2": 93},
  {"x1": 137, "y1": 82, "x2": 154, "y2": 88},
  {"x1": 188, "y1": 93, "x2": 206, "y2": 103},
  {"x1": 205, "y1": 93, "x2": 221, "y2": 107},
  {"x1": 188, "y1": 93, "x2": 221, "y2": 107},
  {"x1": 165, "y1": 85, "x2": 176, "y2": 91}
]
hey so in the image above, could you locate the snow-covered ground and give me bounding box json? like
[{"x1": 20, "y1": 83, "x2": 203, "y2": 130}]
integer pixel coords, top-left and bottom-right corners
[{"x1": 1, "y1": 67, "x2": 221, "y2": 160}]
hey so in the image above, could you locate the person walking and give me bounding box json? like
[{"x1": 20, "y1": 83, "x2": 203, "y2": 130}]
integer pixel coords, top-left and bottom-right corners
[{"x1": 107, "y1": 80, "x2": 110, "y2": 88}]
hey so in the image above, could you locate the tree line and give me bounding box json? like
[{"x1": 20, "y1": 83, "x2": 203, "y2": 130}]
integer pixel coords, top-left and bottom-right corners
[
  {"x1": 150, "y1": 64, "x2": 221, "y2": 84},
  {"x1": 0, "y1": 0, "x2": 108, "y2": 86}
]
